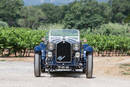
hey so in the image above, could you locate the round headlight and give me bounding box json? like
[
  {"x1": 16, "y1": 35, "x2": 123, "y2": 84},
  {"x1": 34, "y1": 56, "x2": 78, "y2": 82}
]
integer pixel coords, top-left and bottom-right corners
[
  {"x1": 75, "y1": 52, "x2": 80, "y2": 58},
  {"x1": 73, "y1": 44, "x2": 80, "y2": 51},
  {"x1": 48, "y1": 43, "x2": 54, "y2": 50},
  {"x1": 48, "y1": 52, "x2": 52, "y2": 58}
]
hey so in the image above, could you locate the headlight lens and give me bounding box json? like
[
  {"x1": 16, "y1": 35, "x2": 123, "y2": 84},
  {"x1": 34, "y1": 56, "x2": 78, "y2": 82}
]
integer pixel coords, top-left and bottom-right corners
[
  {"x1": 47, "y1": 52, "x2": 52, "y2": 58},
  {"x1": 75, "y1": 52, "x2": 80, "y2": 58},
  {"x1": 73, "y1": 44, "x2": 80, "y2": 51},
  {"x1": 48, "y1": 43, "x2": 54, "y2": 50}
]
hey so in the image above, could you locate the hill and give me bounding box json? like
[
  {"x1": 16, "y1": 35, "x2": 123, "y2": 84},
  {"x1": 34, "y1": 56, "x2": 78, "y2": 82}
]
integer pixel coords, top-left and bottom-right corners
[{"x1": 23, "y1": 0, "x2": 108, "y2": 6}]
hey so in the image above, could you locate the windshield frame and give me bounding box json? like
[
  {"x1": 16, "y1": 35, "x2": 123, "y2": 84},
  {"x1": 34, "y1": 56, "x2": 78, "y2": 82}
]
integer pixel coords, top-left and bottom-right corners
[{"x1": 48, "y1": 29, "x2": 80, "y2": 42}]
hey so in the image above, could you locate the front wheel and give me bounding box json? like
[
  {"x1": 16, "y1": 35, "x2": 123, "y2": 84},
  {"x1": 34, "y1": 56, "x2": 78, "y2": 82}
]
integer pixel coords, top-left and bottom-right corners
[
  {"x1": 34, "y1": 53, "x2": 41, "y2": 77},
  {"x1": 86, "y1": 53, "x2": 93, "y2": 78}
]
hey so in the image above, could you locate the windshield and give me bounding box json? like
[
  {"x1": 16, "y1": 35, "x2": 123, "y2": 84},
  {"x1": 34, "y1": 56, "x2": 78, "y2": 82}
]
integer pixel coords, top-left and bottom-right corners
[
  {"x1": 49, "y1": 29, "x2": 80, "y2": 42},
  {"x1": 50, "y1": 29, "x2": 79, "y2": 36}
]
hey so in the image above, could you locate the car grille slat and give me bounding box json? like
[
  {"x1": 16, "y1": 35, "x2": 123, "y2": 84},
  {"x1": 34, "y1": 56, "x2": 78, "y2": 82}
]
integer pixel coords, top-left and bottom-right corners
[{"x1": 56, "y1": 41, "x2": 71, "y2": 62}]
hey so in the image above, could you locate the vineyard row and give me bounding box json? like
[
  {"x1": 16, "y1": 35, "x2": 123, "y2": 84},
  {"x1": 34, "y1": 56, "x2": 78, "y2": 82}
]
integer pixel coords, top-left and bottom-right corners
[{"x1": 0, "y1": 28, "x2": 130, "y2": 56}]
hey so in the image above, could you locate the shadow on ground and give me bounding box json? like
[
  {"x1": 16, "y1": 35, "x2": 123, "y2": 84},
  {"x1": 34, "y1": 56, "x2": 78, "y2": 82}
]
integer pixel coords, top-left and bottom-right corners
[{"x1": 47, "y1": 71, "x2": 96, "y2": 79}]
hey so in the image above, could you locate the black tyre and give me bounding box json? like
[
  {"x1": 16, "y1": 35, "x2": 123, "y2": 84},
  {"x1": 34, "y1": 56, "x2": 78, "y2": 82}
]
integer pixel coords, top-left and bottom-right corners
[
  {"x1": 86, "y1": 53, "x2": 93, "y2": 78},
  {"x1": 41, "y1": 68, "x2": 45, "y2": 73},
  {"x1": 83, "y1": 68, "x2": 86, "y2": 73},
  {"x1": 34, "y1": 53, "x2": 41, "y2": 77}
]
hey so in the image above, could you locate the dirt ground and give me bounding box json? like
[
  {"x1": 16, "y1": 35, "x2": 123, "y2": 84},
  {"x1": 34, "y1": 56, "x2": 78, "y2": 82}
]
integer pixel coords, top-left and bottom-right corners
[
  {"x1": 0, "y1": 56, "x2": 130, "y2": 79},
  {"x1": 0, "y1": 56, "x2": 130, "y2": 87},
  {"x1": 94, "y1": 56, "x2": 130, "y2": 79}
]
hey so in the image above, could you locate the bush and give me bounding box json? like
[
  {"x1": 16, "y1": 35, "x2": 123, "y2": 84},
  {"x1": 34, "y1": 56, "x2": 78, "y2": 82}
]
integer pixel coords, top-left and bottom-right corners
[
  {"x1": 93, "y1": 23, "x2": 130, "y2": 36},
  {"x1": 81, "y1": 31, "x2": 130, "y2": 55},
  {"x1": 0, "y1": 27, "x2": 130, "y2": 56},
  {"x1": 0, "y1": 21, "x2": 8, "y2": 28},
  {"x1": 0, "y1": 27, "x2": 46, "y2": 56},
  {"x1": 38, "y1": 23, "x2": 64, "y2": 30}
]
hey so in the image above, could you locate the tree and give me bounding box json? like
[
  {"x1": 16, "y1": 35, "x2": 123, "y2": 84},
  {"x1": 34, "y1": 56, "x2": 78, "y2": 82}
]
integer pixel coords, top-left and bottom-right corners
[
  {"x1": 109, "y1": 0, "x2": 130, "y2": 23},
  {"x1": 98, "y1": 2, "x2": 112, "y2": 23},
  {"x1": 0, "y1": 21, "x2": 8, "y2": 28},
  {"x1": 17, "y1": 6, "x2": 46, "y2": 29},
  {"x1": 40, "y1": 3, "x2": 64, "y2": 23},
  {"x1": 124, "y1": 15, "x2": 130, "y2": 23},
  {"x1": 63, "y1": 1, "x2": 105, "y2": 30},
  {"x1": 0, "y1": 0, "x2": 24, "y2": 26}
]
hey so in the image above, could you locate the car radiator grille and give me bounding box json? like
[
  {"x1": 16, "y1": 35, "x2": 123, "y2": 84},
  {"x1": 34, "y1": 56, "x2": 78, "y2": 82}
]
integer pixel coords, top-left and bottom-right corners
[{"x1": 56, "y1": 41, "x2": 71, "y2": 62}]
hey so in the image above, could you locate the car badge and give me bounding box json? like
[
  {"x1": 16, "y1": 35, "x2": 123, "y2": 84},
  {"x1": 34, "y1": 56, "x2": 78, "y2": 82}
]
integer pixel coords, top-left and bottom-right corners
[{"x1": 57, "y1": 56, "x2": 65, "y2": 61}]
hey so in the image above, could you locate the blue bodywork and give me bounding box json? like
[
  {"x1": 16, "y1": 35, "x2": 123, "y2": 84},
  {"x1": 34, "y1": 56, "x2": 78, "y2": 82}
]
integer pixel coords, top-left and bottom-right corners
[{"x1": 34, "y1": 42, "x2": 93, "y2": 70}]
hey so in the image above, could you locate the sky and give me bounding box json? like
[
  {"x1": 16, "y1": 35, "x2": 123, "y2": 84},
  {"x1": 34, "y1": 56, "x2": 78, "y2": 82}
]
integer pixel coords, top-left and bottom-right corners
[{"x1": 23, "y1": 0, "x2": 108, "y2": 6}]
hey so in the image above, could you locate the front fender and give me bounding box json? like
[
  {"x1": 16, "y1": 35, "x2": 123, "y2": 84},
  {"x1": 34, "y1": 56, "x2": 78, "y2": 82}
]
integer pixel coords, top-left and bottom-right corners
[
  {"x1": 34, "y1": 42, "x2": 46, "y2": 68},
  {"x1": 34, "y1": 46, "x2": 41, "y2": 53},
  {"x1": 34, "y1": 42, "x2": 46, "y2": 53},
  {"x1": 83, "y1": 44, "x2": 93, "y2": 69},
  {"x1": 83, "y1": 44, "x2": 93, "y2": 53}
]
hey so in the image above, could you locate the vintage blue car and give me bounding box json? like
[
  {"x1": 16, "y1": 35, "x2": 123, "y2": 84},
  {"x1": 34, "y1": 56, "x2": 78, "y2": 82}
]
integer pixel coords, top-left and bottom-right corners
[{"x1": 34, "y1": 29, "x2": 93, "y2": 78}]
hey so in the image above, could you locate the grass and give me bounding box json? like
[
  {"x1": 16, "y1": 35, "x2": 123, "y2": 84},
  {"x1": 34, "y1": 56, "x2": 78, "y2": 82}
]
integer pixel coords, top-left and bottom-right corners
[{"x1": 120, "y1": 63, "x2": 130, "y2": 75}]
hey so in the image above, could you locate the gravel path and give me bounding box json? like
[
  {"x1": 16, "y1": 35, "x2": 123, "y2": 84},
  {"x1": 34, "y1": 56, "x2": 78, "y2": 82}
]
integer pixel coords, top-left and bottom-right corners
[{"x1": 0, "y1": 61, "x2": 130, "y2": 87}]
